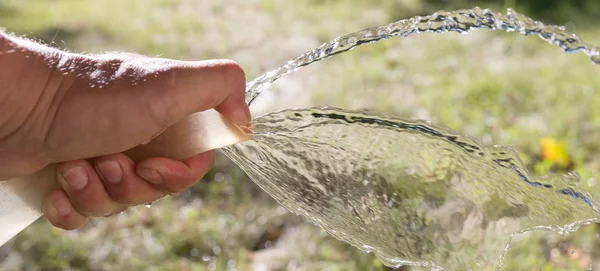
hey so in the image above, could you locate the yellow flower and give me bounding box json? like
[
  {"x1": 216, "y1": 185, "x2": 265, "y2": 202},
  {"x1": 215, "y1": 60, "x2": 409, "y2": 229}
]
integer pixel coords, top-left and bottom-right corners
[{"x1": 539, "y1": 137, "x2": 572, "y2": 169}]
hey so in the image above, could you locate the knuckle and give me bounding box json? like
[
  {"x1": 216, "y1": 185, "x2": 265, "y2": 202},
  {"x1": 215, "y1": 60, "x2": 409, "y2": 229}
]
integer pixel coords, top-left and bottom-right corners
[
  {"x1": 106, "y1": 182, "x2": 160, "y2": 205},
  {"x1": 59, "y1": 218, "x2": 86, "y2": 231},
  {"x1": 72, "y1": 198, "x2": 114, "y2": 217},
  {"x1": 47, "y1": 212, "x2": 86, "y2": 231},
  {"x1": 106, "y1": 189, "x2": 132, "y2": 204},
  {"x1": 141, "y1": 59, "x2": 246, "y2": 128},
  {"x1": 158, "y1": 181, "x2": 188, "y2": 194},
  {"x1": 57, "y1": 159, "x2": 89, "y2": 172},
  {"x1": 201, "y1": 60, "x2": 246, "y2": 109},
  {"x1": 48, "y1": 218, "x2": 68, "y2": 230},
  {"x1": 218, "y1": 60, "x2": 246, "y2": 93},
  {"x1": 104, "y1": 205, "x2": 128, "y2": 217},
  {"x1": 146, "y1": 70, "x2": 181, "y2": 128},
  {"x1": 158, "y1": 185, "x2": 181, "y2": 195},
  {"x1": 109, "y1": 189, "x2": 142, "y2": 205}
]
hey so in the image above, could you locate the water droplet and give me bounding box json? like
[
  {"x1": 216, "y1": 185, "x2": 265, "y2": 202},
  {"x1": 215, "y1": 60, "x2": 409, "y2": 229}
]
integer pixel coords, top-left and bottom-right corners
[
  {"x1": 144, "y1": 202, "x2": 152, "y2": 208},
  {"x1": 592, "y1": 54, "x2": 600, "y2": 64}
]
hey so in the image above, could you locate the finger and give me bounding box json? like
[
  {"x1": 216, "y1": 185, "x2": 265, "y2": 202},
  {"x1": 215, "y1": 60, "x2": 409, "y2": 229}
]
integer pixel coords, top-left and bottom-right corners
[
  {"x1": 42, "y1": 190, "x2": 88, "y2": 230},
  {"x1": 136, "y1": 151, "x2": 215, "y2": 194},
  {"x1": 57, "y1": 159, "x2": 125, "y2": 217},
  {"x1": 103, "y1": 205, "x2": 129, "y2": 217},
  {"x1": 94, "y1": 153, "x2": 166, "y2": 205}
]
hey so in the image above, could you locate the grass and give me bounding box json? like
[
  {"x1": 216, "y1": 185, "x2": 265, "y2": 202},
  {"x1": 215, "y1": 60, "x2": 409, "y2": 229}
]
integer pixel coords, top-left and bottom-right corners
[{"x1": 1, "y1": 0, "x2": 600, "y2": 270}]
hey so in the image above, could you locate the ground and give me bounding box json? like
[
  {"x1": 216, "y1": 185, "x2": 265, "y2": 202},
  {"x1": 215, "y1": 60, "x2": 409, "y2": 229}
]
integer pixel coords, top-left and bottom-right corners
[{"x1": 0, "y1": 0, "x2": 600, "y2": 270}]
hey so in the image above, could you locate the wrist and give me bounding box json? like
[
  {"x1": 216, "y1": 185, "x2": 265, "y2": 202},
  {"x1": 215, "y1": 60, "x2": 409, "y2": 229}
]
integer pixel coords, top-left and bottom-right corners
[
  {"x1": 0, "y1": 31, "x2": 16, "y2": 52},
  {"x1": 0, "y1": 31, "x2": 68, "y2": 175},
  {"x1": 0, "y1": 31, "x2": 65, "y2": 65}
]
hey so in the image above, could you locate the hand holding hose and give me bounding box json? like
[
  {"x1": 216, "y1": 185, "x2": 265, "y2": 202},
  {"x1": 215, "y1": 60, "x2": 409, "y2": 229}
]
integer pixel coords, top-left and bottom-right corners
[{"x1": 0, "y1": 33, "x2": 250, "y2": 230}]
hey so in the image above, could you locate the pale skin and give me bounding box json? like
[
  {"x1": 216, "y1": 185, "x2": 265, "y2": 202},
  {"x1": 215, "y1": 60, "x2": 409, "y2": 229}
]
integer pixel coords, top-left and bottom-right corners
[{"x1": 0, "y1": 32, "x2": 251, "y2": 230}]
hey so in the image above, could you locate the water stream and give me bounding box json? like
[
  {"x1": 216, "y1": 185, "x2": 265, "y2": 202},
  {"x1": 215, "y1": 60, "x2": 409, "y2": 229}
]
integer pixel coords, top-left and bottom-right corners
[
  {"x1": 244, "y1": 7, "x2": 599, "y2": 105},
  {"x1": 220, "y1": 7, "x2": 600, "y2": 270}
]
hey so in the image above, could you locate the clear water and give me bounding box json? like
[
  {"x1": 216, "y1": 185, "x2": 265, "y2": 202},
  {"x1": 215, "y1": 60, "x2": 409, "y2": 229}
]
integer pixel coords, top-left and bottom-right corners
[
  {"x1": 244, "y1": 7, "x2": 600, "y2": 106},
  {"x1": 221, "y1": 108, "x2": 599, "y2": 270},
  {"x1": 219, "y1": 7, "x2": 600, "y2": 270}
]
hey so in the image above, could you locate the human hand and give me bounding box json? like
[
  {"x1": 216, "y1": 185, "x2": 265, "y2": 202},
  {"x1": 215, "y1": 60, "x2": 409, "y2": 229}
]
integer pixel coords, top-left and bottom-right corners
[{"x1": 0, "y1": 33, "x2": 250, "y2": 229}]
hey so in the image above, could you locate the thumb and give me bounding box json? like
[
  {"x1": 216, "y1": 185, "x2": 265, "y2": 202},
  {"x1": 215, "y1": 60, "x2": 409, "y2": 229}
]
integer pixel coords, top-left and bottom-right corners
[
  {"x1": 43, "y1": 57, "x2": 250, "y2": 163},
  {"x1": 139, "y1": 58, "x2": 250, "y2": 129}
]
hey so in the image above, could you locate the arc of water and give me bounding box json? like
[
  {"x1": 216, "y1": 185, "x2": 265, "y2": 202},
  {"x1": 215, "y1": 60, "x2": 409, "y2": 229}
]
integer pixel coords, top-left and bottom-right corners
[{"x1": 244, "y1": 7, "x2": 600, "y2": 106}]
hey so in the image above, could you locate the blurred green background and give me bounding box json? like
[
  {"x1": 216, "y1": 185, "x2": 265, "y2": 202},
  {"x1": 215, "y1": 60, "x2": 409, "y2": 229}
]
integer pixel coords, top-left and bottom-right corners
[{"x1": 1, "y1": 0, "x2": 600, "y2": 270}]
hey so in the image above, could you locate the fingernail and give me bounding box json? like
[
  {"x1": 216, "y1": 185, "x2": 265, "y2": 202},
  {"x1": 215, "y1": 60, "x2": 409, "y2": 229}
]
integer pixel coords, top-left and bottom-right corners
[
  {"x1": 52, "y1": 197, "x2": 72, "y2": 216},
  {"x1": 62, "y1": 166, "x2": 88, "y2": 190},
  {"x1": 97, "y1": 161, "x2": 123, "y2": 184},
  {"x1": 231, "y1": 107, "x2": 251, "y2": 127},
  {"x1": 137, "y1": 168, "x2": 163, "y2": 184}
]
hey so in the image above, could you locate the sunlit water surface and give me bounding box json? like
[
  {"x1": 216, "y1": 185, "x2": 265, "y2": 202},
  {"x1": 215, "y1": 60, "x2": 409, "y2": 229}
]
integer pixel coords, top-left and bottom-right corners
[{"x1": 220, "y1": 7, "x2": 600, "y2": 270}]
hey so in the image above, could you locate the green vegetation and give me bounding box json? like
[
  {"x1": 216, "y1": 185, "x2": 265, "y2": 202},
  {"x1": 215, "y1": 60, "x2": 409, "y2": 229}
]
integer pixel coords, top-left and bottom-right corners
[{"x1": 1, "y1": 0, "x2": 600, "y2": 270}]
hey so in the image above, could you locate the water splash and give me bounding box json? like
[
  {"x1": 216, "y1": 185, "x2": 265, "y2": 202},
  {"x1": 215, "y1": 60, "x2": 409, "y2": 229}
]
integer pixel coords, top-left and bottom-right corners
[
  {"x1": 244, "y1": 7, "x2": 600, "y2": 106},
  {"x1": 222, "y1": 108, "x2": 600, "y2": 270},
  {"x1": 224, "y1": 7, "x2": 600, "y2": 270}
]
